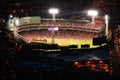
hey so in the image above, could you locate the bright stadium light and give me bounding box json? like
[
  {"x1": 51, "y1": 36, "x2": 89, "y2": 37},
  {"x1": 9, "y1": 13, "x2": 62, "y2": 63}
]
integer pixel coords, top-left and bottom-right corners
[
  {"x1": 49, "y1": 8, "x2": 59, "y2": 21},
  {"x1": 88, "y1": 9, "x2": 98, "y2": 23}
]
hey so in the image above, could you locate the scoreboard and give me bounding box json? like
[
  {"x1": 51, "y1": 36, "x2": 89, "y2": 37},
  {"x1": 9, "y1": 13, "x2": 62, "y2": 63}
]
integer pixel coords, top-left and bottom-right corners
[{"x1": 20, "y1": 16, "x2": 41, "y2": 25}]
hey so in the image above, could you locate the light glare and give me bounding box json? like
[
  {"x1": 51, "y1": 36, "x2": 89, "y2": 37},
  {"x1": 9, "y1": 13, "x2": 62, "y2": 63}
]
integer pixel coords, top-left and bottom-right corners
[
  {"x1": 88, "y1": 10, "x2": 98, "y2": 17},
  {"x1": 49, "y1": 8, "x2": 59, "y2": 14}
]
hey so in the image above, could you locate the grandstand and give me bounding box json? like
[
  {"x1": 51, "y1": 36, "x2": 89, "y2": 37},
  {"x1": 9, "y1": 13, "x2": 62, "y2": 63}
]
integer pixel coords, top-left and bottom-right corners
[{"x1": 13, "y1": 17, "x2": 106, "y2": 49}]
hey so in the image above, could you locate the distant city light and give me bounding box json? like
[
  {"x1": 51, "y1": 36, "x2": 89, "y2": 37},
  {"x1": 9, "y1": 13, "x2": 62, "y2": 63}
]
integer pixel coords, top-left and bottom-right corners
[
  {"x1": 21, "y1": 9, "x2": 24, "y2": 13},
  {"x1": 9, "y1": 14, "x2": 13, "y2": 19}
]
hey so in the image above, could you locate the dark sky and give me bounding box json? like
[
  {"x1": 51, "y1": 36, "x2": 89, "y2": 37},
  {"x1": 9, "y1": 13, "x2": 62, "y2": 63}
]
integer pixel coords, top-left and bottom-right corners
[
  {"x1": 0, "y1": 0, "x2": 120, "y2": 21},
  {"x1": 0, "y1": 0, "x2": 92, "y2": 17}
]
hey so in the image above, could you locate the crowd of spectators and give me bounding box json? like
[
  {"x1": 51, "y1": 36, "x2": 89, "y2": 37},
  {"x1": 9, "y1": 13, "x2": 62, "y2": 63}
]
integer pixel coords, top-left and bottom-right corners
[
  {"x1": 17, "y1": 19, "x2": 102, "y2": 32},
  {"x1": 16, "y1": 19, "x2": 104, "y2": 43},
  {"x1": 19, "y1": 29, "x2": 99, "y2": 43}
]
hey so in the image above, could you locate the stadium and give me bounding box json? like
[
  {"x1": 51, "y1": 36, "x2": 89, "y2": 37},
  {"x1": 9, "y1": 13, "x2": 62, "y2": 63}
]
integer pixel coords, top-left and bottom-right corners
[
  {"x1": 13, "y1": 16, "x2": 106, "y2": 49},
  {"x1": 7, "y1": 14, "x2": 112, "y2": 79}
]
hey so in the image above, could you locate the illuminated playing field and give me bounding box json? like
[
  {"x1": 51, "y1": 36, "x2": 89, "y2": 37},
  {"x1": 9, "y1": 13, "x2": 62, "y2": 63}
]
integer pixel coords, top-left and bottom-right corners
[{"x1": 32, "y1": 38, "x2": 100, "y2": 49}]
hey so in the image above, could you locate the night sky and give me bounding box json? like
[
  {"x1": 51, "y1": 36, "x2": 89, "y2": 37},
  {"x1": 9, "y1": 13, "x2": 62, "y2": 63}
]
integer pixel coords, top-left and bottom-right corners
[{"x1": 0, "y1": 0, "x2": 120, "y2": 23}]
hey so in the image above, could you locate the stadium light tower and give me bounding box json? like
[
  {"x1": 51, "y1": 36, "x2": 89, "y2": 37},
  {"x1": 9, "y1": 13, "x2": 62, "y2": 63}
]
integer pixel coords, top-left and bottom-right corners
[
  {"x1": 49, "y1": 8, "x2": 59, "y2": 22},
  {"x1": 105, "y1": 15, "x2": 109, "y2": 37},
  {"x1": 88, "y1": 9, "x2": 98, "y2": 24},
  {"x1": 48, "y1": 8, "x2": 59, "y2": 44}
]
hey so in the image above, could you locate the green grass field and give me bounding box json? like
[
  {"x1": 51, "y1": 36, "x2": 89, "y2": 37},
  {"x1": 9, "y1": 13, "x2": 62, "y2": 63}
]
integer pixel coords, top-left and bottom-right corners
[{"x1": 33, "y1": 38, "x2": 100, "y2": 49}]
